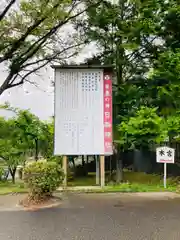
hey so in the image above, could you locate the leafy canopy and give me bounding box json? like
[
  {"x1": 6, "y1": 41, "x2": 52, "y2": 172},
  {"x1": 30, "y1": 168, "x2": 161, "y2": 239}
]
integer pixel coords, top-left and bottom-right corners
[
  {"x1": 118, "y1": 107, "x2": 167, "y2": 150},
  {"x1": 0, "y1": 116, "x2": 27, "y2": 182},
  {"x1": 0, "y1": 0, "x2": 100, "y2": 95}
]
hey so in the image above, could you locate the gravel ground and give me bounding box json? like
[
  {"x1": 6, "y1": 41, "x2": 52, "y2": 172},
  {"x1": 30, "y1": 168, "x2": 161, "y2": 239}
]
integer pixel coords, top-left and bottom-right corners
[{"x1": 0, "y1": 193, "x2": 180, "y2": 240}]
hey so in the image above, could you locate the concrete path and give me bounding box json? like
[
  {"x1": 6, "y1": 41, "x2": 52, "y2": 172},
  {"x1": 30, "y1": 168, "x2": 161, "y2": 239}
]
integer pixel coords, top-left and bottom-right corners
[
  {"x1": 0, "y1": 191, "x2": 179, "y2": 210},
  {"x1": 58, "y1": 185, "x2": 102, "y2": 192},
  {"x1": 0, "y1": 193, "x2": 180, "y2": 239}
]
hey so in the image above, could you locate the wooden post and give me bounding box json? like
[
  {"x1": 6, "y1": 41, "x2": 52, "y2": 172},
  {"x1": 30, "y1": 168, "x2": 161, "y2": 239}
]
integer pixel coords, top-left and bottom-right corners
[
  {"x1": 63, "y1": 155, "x2": 67, "y2": 187},
  {"x1": 100, "y1": 155, "x2": 105, "y2": 187},
  {"x1": 164, "y1": 163, "x2": 167, "y2": 189},
  {"x1": 96, "y1": 156, "x2": 100, "y2": 185}
]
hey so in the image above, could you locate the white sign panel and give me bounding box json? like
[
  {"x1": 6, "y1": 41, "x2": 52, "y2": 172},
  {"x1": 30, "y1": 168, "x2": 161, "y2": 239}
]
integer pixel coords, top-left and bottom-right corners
[
  {"x1": 54, "y1": 68, "x2": 113, "y2": 155},
  {"x1": 156, "y1": 146, "x2": 175, "y2": 164}
]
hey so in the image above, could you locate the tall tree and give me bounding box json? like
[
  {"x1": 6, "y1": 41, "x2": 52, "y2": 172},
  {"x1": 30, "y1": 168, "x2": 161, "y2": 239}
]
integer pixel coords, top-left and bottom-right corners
[
  {"x1": 78, "y1": 0, "x2": 167, "y2": 123},
  {"x1": 0, "y1": 0, "x2": 101, "y2": 95},
  {"x1": 146, "y1": 50, "x2": 180, "y2": 116},
  {"x1": 80, "y1": 0, "x2": 180, "y2": 118},
  {"x1": 79, "y1": 0, "x2": 164, "y2": 81},
  {"x1": 0, "y1": 103, "x2": 49, "y2": 160},
  {"x1": 145, "y1": 1, "x2": 180, "y2": 116},
  {"x1": 15, "y1": 110, "x2": 48, "y2": 161},
  {"x1": 0, "y1": 117, "x2": 27, "y2": 183},
  {"x1": 78, "y1": 0, "x2": 180, "y2": 180}
]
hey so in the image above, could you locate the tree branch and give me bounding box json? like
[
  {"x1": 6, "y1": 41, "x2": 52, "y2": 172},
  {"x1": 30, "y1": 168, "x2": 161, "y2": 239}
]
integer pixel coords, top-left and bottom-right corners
[
  {"x1": 0, "y1": 72, "x2": 14, "y2": 95},
  {"x1": 10, "y1": 0, "x2": 102, "y2": 68},
  {"x1": 21, "y1": 41, "x2": 84, "y2": 69},
  {"x1": 0, "y1": 1, "x2": 61, "y2": 62},
  {"x1": 0, "y1": 0, "x2": 103, "y2": 95},
  {"x1": 0, "y1": 155, "x2": 7, "y2": 161},
  {"x1": 2, "y1": 40, "x2": 84, "y2": 92},
  {"x1": 7, "y1": 59, "x2": 52, "y2": 90},
  {"x1": 0, "y1": 0, "x2": 16, "y2": 21}
]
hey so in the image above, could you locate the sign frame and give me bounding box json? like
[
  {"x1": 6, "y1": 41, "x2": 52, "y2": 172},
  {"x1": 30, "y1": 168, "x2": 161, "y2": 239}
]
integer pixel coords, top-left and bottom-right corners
[
  {"x1": 52, "y1": 64, "x2": 114, "y2": 188},
  {"x1": 52, "y1": 64, "x2": 113, "y2": 156}
]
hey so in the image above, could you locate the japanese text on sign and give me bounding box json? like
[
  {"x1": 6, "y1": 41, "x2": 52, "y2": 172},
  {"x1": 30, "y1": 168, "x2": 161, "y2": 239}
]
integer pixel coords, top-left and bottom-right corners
[{"x1": 103, "y1": 73, "x2": 113, "y2": 154}]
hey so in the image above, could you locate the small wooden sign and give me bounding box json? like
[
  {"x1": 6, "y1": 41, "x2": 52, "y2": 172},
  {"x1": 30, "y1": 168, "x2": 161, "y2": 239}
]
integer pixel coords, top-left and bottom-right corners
[
  {"x1": 156, "y1": 146, "x2": 175, "y2": 188},
  {"x1": 156, "y1": 146, "x2": 175, "y2": 164}
]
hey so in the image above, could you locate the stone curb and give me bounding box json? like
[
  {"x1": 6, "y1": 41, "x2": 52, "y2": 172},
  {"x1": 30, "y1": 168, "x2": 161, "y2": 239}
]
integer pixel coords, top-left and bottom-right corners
[
  {"x1": 0, "y1": 198, "x2": 62, "y2": 212},
  {"x1": 19, "y1": 201, "x2": 62, "y2": 212}
]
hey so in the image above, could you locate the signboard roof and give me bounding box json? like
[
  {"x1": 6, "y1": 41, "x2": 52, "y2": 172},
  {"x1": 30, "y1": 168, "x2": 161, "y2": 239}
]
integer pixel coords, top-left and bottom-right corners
[{"x1": 51, "y1": 64, "x2": 113, "y2": 71}]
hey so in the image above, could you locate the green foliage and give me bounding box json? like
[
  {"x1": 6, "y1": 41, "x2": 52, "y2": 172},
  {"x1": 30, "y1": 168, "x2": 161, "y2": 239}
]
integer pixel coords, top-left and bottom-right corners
[
  {"x1": 0, "y1": 167, "x2": 5, "y2": 181},
  {"x1": 81, "y1": 0, "x2": 169, "y2": 80},
  {"x1": 122, "y1": 171, "x2": 162, "y2": 184},
  {"x1": 81, "y1": 0, "x2": 180, "y2": 127},
  {"x1": 0, "y1": 0, "x2": 96, "y2": 94},
  {"x1": 0, "y1": 116, "x2": 27, "y2": 183},
  {"x1": 15, "y1": 109, "x2": 49, "y2": 159},
  {"x1": 113, "y1": 83, "x2": 145, "y2": 122},
  {"x1": 160, "y1": 1, "x2": 180, "y2": 50},
  {"x1": 39, "y1": 118, "x2": 55, "y2": 159},
  {"x1": 0, "y1": 104, "x2": 57, "y2": 183},
  {"x1": 166, "y1": 114, "x2": 180, "y2": 140},
  {"x1": 0, "y1": 181, "x2": 27, "y2": 195},
  {"x1": 15, "y1": 110, "x2": 46, "y2": 141},
  {"x1": 0, "y1": 104, "x2": 54, "y2": 160},
  {"x1": 118, "y1": 107, "x2": 167, "y2": 150},
  {"x1": 104, "y1": 183, "x2": 176, "y2": 193},
  {"x1": 147, "y1": 50, "x2": 180, "y2": 116},
  {"x1": 24, "y1": 161, "x2": 64, "y2": 199}
]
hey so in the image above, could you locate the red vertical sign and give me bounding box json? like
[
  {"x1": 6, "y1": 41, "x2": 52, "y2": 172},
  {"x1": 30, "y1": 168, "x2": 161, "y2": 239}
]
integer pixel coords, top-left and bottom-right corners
[{"x1": 103, "y1": 72, "x2": 113, "y2": 155}]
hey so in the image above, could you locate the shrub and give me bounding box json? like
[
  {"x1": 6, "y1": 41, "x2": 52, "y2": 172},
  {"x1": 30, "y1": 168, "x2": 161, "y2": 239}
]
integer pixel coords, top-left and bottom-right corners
[{"x1": 24, "y1": 161, "x2": 64, "y2": 200}]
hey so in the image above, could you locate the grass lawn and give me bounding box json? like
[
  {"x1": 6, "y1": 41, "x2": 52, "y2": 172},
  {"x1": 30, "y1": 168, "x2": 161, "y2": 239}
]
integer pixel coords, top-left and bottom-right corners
[
  {"x1": 0, "y1": 181, "x2": 27, "y2": 195},
  {"x1": 0, "y1": 160, "x2": 7, "y2": 169},
  {"x1": 67, "y1": 171, "x2": 179, "y2": 193},
  {"x1": 102, "y1": 183, "x2": 177, "y2": 193},
  {"x1": 67, "y1": 171, "x2": 164, "y2": 186},
  {"x1": 0, "y1": 171, "x2": 178, "y2": 195}
]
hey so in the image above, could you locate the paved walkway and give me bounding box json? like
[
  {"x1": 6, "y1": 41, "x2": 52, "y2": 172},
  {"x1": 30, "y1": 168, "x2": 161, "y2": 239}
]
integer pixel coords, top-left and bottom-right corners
[
  {"x1": 0, "y1": 192, "x2": 180, "y2": 239},
  {"x1": 0, "y1": 191, "x2": 179, "y2": 211},
  {"x1": 58, "y1": 186, "x2": 102, "y2": 192}
]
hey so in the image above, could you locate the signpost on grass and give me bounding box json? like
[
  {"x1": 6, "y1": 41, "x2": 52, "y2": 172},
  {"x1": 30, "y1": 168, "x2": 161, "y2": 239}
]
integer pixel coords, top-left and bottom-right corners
[
  {"x1": 52, "y1": 64, "x2": 113, "y2": 187},
  {"x1": 156, "y1": 146, "x2": 175, "y2": 188}
]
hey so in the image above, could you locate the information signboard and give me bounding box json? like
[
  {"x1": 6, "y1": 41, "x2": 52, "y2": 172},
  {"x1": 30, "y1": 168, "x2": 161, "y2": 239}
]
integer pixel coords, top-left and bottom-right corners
[{"x1": 54, "y1": 67, "x2": 113, "y2": 155}]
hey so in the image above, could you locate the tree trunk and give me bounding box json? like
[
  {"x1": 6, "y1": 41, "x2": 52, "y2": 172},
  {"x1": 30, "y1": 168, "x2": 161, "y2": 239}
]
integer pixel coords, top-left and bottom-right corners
[
  {"x1": 72, "y1": 157, "x2": 76, "y2": 177},
  {"x1": 115, "y1": 146, "x2": 123, "y2": 183},
  {"x1": 0, "y1": 71, "x2": 14, "y2": 95},
  {"x1": 4, "y1": 170, "x2": 9, "y2": 181},
  {"x1": 87, "y1": 156, "x2": 89, "y2": 165},
  {"x1": 9, "y1": 167, "x2": 17, "y2": 184},
  {"x1": 81, "y1": 155, "x2": 87, "y2": 176},
  {"x1": 86, "y1": 156, "x2": 89, "y2": 175},
  {"x1": 116, "y1": 156, "x2": 123, "y2": 183},
  {"x1": 35, "y1": 138, "x2": 38, "y2": 161},
  {"x1": 0, "y1": 81, "x2": 8, "y2": 95},
  {"x1": 82, "y1": 155, "x2": 85, "y2": 166},
  {"x1": 72, "y1": 157, "x2": 75, "y2": 168}
]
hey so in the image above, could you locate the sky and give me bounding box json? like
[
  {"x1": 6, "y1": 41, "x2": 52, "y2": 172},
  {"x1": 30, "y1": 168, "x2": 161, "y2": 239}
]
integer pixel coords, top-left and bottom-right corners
[{"x1": 0, "y1": 44, "x2": 97, "y2": 120}]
